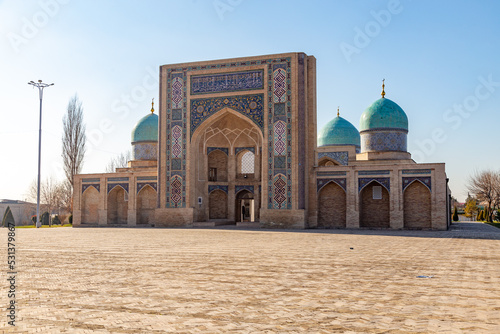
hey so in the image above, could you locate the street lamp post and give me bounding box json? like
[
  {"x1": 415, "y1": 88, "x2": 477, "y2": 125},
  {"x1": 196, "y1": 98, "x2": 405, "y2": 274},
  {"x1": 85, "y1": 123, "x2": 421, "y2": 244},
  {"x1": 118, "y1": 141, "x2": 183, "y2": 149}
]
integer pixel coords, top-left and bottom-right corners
[{"x1": 28, "y1": 80, "x2": 54, "y2": 228}]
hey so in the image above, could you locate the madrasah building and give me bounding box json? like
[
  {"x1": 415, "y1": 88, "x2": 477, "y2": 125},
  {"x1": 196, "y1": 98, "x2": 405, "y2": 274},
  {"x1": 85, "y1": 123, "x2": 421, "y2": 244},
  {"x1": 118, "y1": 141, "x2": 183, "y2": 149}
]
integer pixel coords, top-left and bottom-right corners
[{"x1": 73, "y1": 52, "x2": 451, "y2": 230}]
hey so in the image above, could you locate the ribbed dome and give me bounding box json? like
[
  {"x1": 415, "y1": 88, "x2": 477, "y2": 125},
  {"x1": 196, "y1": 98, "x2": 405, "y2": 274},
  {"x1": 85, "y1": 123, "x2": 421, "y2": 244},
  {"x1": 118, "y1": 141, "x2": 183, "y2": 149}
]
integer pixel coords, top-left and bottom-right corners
[
  {"x1": 360, "y1": 98, "x2": 408, "y2": 132},
  {"x1": 318, "y1": 115, "x2": 361, "y2": 147},
  {"x1": 131, "y1": 113, "x2": 158, "y2": 143}
]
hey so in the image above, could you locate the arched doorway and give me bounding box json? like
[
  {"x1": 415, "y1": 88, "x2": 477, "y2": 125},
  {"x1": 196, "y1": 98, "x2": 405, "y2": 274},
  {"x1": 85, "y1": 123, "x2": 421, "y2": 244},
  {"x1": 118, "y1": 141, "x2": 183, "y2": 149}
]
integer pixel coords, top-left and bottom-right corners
[
  {"x1": 404, "y1": 181, "x2": 431, "y2": 229},
  {"x1": 317, "y1": 182, "x2": 346, "y2": 228},
  {"x1": 107, "y1": 186, "x2": 128, "y2": 224},
  {"x1": 207, "y1": 149, "x2": 228, "y2": 182},
  {"x1": 236, "y1": 190, "x2": 255, "y2": 222},
  {"x1": 209, "y1": 189, "x2": 228, "y2": 220},
  {"x1": 136, "y1": 185, "x2": 156, "y2": 225},
  {"x1": 82, "y1": 186, "x2": 99, "y2": 224},
  {"x1": 360, "y1": 181, "x2": 390, "y2": 228}
]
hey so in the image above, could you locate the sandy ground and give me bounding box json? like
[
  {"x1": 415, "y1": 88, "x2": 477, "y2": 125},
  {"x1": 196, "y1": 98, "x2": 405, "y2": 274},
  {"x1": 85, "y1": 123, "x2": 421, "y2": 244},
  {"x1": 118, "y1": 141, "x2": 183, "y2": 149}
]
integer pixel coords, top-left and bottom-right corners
[{"x1": 0, "y1": 222, "x2": 499, "y2": 333}]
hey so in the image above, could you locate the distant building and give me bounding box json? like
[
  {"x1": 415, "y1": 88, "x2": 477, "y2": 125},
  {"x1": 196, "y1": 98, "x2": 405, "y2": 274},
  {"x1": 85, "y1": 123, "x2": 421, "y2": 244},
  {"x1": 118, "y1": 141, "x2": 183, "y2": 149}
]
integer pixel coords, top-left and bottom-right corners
[
  {"x1": 0, "y1": 200, "x2": 36, "y2": 225},
  {"x1": 73, "y1": 52, "x2": 451, "y2": 229}
]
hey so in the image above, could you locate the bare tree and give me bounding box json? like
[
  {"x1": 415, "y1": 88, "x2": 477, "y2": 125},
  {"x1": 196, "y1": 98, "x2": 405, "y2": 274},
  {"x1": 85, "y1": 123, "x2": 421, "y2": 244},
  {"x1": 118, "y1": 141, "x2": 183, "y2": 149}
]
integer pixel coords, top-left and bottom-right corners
[
  {"x1": 106, "y1": 150, "x2": 131, "y2": 173},
  {"x1": 26, "y1": 177, "x2": 67, "y2": 225},
  {"x1": 62, "y1": 94, "x2": 86, "y2": 189},
  {"x1": 467, "y1": 170, "x2": 500, "y2": 222}
]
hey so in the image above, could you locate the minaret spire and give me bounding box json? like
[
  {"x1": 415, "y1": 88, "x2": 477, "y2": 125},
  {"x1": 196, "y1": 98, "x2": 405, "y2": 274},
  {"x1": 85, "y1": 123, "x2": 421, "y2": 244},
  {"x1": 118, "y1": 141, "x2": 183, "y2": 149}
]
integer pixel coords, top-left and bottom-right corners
[
  {"x1": 381, "y1": 79, "x2": 386, "y2": 98},
  {"x1": 337, "y1": 106, "x2": 340, "y2": 117},
  {"x1": 151, "y1": 98, "x2": 155, "y2": 113}
]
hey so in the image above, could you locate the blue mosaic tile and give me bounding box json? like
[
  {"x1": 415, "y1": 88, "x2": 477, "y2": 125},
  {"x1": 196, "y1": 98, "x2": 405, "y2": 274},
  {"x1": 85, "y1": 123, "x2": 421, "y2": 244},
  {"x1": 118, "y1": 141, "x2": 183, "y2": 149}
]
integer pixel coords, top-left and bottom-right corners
[
  {"x1": 358, "y1": 177, "x2": 390, "y2": 193},
  {"x1": 318, "y1": 152, "x2": 348, "y2": 166},
  {"x1": 317, "y1": 178, "x2": 346, "y2": 192},
  {"x1": 191, "y1": 70, "x2": 264, "y2": 95},
  {"x1": 361, "y1": 131, "x2": 407, "y2": 152},
  {"x1": 207, "y1": 147, "x2": 229, "y2": 156},
  {"x1": 358, "y1": 170, "x2": 390, "y2": 176},
  {"x1": 317, "y1": 171, "x2": 347, "y2": 176},
  {"x1": 107, "y1": 177, "x2": 129, "y2": 182},
  {"x1": 208, "y1": 185, "x2": 228, "y2": 194},
  {"x1": 137, "y1": 182, "x2": 157, "y2": 194},
  {"x1": 235, "y1": 185, "x2": 254, "y2": 194},
  {"x1": 107, "y1": 183, "x2": 129, "y2": 194},
  {"x1": 235, "y1": 147, "x2": 255, "y2": 155},
  {"x1": 137, "y1": 176, "x2": 157, "y2": 181},
  {"x1": 133, "y1": 143, "x2": 157, "y2": 160},
  {"x1": 402, "y1": 169, "x2": 432, "y2": 175},
  {"x1": 82, "y1": 184, "x2": 100, "y2": 193},
  {"x1": 191, "y1": 94, "x2": 264, "y2": 135},
  {"x1": 82, "y1": 178, "x2": 100, "y2": 183},
  {"x1": 402, "y1": 177, "x2": 431, "y2": 191}
]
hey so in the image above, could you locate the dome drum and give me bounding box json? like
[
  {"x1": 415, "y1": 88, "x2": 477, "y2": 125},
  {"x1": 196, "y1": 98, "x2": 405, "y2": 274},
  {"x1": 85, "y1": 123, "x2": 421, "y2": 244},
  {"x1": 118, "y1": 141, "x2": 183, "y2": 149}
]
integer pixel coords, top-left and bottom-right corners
[{"x1": 360, "y1": 130, "x2": 407, "y2": 153}]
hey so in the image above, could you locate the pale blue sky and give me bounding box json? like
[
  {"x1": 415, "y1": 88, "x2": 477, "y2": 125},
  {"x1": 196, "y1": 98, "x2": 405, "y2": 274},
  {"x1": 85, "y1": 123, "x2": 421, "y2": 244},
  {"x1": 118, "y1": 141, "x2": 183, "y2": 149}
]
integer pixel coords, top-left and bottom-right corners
[{"x1": 1, "y1": 0, "x2": 499, "y2": 202}]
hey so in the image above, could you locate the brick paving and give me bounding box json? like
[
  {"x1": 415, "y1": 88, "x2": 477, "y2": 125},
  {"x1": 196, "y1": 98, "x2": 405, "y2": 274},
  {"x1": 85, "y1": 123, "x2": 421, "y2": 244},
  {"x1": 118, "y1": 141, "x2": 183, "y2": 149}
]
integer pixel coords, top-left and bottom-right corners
[{"x1": 1, "y1": 222, "x2": 499, "y2": 333}]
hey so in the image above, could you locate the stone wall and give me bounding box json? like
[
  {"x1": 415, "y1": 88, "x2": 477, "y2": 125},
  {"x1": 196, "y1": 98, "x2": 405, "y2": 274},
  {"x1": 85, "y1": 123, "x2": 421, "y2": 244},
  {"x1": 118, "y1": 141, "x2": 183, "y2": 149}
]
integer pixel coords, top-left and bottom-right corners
[
  {"x1": 317, "y1": 182, "x2": 346, "y2": 228},
  {"x1": 360, "y1": 183, "x2": 390, "y2": 228}
]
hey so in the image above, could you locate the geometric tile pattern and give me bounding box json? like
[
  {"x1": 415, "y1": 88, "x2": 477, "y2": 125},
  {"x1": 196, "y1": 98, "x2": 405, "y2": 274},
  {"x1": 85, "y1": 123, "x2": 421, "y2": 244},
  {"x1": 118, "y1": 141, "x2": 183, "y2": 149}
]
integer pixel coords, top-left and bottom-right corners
[
  {"x1": 190, "y1": 70, "x2": 264, "y2": 95},
  {"x1": 358, "y1": 170, "x2": 390, "y2": 176},
  {"x1": 208, "y1": 185, "x2": 228, "y2": 194},
  {"x1": 207, "y1": 147, "x2": 229, "y2": 156},
  {"x1": 82, "y1": 178, "x2": 101, "y2": 183},
  {"x1": 82, "y1": 184, "x2": 100, "y2": 193},
  {"x1": 240, "y1": 151, "x2": 255, "y2": 174},
  {"x1": 107, "y1": 183, "x2": 129, "y2": 194},
  {"x1": 273, "y1": 67, "x2": 287, "y2": 103},
  {"x1": 361, "y1": 131, "x2": 407, "y2": 152},
  {"x1": 316, "y1": 171, "x2": 347, "y2": 177},
  {"x1": 171, "y1": 125, "x2": 182, "y2": 158},
  {"x1": 272, "y1": 173, "x2": 287, "y2": 209},
  {"x1": 358, "y1": 177, "x2": 390, "y2": 193},
  {"x1": 171, "y1": 76, "x2": 184, "y2": 109},
  {"x1": 133, "y1": 143, "x2": 157, "y2": 160},
  {"x1": 318, "y1": 151, "x2": 348, "y2": 166},
  {"x1": 402, "y1": 177, "x2": 431, "y2": 192},
  {"x1": 273, "y1": 120, "x2": 287, "y2": 156},
  {"x1": 190, "y1": 94, "x2": 264, "y2": 135},
  {"x1": 137, "y1": 182, "x2": 157, "y2": 194},
  {"x1": 268, "y1": 60, "x2": 292, "y2": 209},
  {"x1": 317, "y1": 178, "x2": 346, "y2": 192},
  {"x1": 234, "y1": 147, "x2": 255, "y2": 155},
  {"x1": 402, "y1": 169, "x2": 432, "y2": 175},
  {"x1": 235, "y1": 185, "x2": 254, "y2": 194},
  {"x1": 170, "y1": 175, "x2": 182, "y2": 208}
]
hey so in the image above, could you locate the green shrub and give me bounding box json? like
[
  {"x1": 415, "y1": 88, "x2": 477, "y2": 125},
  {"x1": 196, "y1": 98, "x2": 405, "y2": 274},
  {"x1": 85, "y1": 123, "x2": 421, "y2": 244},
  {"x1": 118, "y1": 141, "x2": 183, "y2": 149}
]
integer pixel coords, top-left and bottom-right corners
[
  {"x1": 2, "y1": 206, "x2": 15, "y2": 227},
  {"x1": 452, "y1": 206, "x2": 459, "y2": 222},
  {"x1": 52, "y1": 215, "x2": 61, "y2": 225},
  {"x1": 69, "y1": 214, "x2": 73, "y2": 225},
  {"x1": 41, "y1": 212, "x2": 50, "y2": 225}
]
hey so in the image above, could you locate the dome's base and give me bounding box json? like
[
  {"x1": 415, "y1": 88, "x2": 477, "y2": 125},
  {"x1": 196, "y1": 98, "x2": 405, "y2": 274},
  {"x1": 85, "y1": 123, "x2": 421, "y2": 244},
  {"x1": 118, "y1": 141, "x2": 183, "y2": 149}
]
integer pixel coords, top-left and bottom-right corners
[{"x1": 356, "y1": 151, "x2": 411, "y2": 161}]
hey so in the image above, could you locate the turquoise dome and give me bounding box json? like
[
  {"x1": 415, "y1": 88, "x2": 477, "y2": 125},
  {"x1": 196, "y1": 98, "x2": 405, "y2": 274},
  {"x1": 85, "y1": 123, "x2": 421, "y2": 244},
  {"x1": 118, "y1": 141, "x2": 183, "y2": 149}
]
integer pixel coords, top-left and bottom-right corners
[
  {"x1": 131, "y1": 113, "x2": 158, "y2": 143},
  {"x1": 360, "y1": 98, "x2": 408, "y2": 132},
  {"x1": 318, "y1": 115, "x2": 361, "y2": 147}
]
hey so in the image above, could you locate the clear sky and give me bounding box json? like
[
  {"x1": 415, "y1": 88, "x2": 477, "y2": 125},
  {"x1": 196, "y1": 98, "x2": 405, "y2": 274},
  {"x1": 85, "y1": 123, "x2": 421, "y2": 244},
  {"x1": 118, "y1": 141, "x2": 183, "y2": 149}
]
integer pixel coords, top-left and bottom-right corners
[{"x1": 1, "y1": 0, "x2": 499, "y2": 202}]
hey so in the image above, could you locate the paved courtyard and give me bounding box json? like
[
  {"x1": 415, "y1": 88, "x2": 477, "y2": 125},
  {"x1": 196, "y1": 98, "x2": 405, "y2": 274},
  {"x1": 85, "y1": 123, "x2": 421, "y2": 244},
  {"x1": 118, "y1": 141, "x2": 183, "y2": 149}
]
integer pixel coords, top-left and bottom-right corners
[{"x1": 1, "y1": 222, "x2": 500, "y2": 333}]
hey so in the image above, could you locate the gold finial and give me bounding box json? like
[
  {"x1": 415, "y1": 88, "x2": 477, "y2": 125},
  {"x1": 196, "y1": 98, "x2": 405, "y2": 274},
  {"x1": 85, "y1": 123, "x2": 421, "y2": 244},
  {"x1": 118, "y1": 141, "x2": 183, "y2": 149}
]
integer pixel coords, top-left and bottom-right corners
[
  {"x1": 381, "y1": 79, "x2": 386, "y2": 98},
  {"x1": 337, "y1": 106, "x2": 340, "y2": 117},
  {"x1": 151, "y1": 98, "x2": 154, "y2": 113}
]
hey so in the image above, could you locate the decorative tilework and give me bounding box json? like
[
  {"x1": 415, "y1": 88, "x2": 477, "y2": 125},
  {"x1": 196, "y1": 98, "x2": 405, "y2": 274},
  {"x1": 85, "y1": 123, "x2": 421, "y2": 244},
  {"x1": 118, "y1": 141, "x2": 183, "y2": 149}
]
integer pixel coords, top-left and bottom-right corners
[
  {"x1": 402, "y1": 169, "x2": 432, "y2": 175},
  {"x1": 208, "y1": 185, "x2": 228, "y2": 194},
  {"x1": 107, "y1": 177, "x2": 129, "y2": 182},
  {"x1": 82, "y1": 178, "x2": 100, "y2": 183},
  {"x1": 358, "y1": 170, "x2": 390, "y2": 176},
  {"x1": 274, "y1": 103, "x2": 286, "y2": 116},
  {"x1": 235, "y1": 147, "x2": 255, "y2": 155},
  {"x1": 273, "y1": 67, "x2": 287, "y2": 103},
  {"x1": 207, "y1": 147, "x2": 229, "y2": 156},
  {"x1": 274, "y1": 156, "x2": 286, "y2": 168},
  {"x1": 137, "y1": 182, "x2": 157, "y2": 194},
  {"x1": 190, "y1": 94, "x2": 264, "y2": 135},
  {"x1": 317, "y1": 178, "x2": 346, "y2": 192},
  {"x1": 133, "y1": 143, "x2": 157, "y2": 160},
  {"x1": 137, "y1": 176, "x2": 157, "y2": 181},
  {"x1": 171, "y1": 76, "x2": 184, "y2": 109},
  {"x1": 107, "y1": 183, "x2": 129, "y2": 194},
  {"x1": 403, "y1": 177, "x2": 431, "y2": 192},
  {"x1": 82, "y1": 184, "x2": 100, "y2": 193},
  {"x1": 170, "y1": 176, "x2": 182, "y2": 208},
  {"x1": 358, "y1": 178, "x2": 390, "y2": 193},
  {"x1": 273, "y1": 120, "x2": 287, "y2": 156},
  {"x1": 361, "y1": 131, "x2": 407, "y2": 152},
  {"x1": 272, "y1": 174, "x2": 287, "y2": 209},
  {"x1": 191, "y1": 70, "x2": 264, "y2": 95},
  {"x1": 171, "y1": 159, "x2": 182, "y2": 171},
  {"x1": 171, "y1": 125, "x2": 182, "y2": 158},
  {"x1": 235, "y1": 185, "x2": 254, "y2": 194},
  {"x1": 317, "y1": 171, "x2": 347, "y2": 176},
  {"x1": 318, "y1": 152, "x2": 348, "y2": 166}
]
